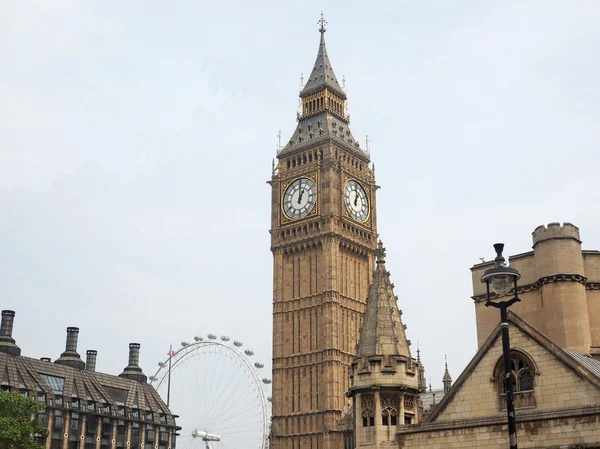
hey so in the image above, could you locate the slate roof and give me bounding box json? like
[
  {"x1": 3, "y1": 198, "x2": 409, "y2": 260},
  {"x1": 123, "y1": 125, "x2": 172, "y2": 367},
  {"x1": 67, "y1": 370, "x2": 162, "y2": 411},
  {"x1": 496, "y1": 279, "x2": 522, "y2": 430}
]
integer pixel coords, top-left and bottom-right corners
[
  {"x1": 300, "y1": 30, "x2": 346, "y2": 99},
  {"x1": 0, "y1": 351, "x2": 176, "y2": 426},
  {"x1": 284, "y1": 112, "x2": 362, "y2": 154},
  {"x1": 564, "y1": 349, "x2": 600, "y2": 379}
]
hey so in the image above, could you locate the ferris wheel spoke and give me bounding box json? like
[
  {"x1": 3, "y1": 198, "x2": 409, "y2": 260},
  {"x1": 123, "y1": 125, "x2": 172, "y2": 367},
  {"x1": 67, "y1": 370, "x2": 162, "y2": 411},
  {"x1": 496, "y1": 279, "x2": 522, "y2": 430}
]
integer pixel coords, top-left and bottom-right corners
[
  {"x1": 151, "y1": 340, "x2": 270, "y2": 449},
  {"x1": 212, "y1": 390, "x2": 262, "y2": 429},
  {"x1": 207, "y1": 368, "x2": 256, "y2": 426}
]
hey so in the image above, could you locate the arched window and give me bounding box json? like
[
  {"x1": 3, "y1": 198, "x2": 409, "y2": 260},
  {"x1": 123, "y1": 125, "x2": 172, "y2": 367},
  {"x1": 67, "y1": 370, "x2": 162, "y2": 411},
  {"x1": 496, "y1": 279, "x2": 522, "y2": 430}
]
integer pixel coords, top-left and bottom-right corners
[
  {"x1": 494, "y1": 350, "x2": 537, "y2": 410},
  {"x1": 381, "y1": 395, "x2": 398, "y2": 426},
  {"x1": 361, "y1": 396, "x2": 374, "y2": 427},
  {"x1": 381, "y1": 396, "x2": 398, "y2": 441}
]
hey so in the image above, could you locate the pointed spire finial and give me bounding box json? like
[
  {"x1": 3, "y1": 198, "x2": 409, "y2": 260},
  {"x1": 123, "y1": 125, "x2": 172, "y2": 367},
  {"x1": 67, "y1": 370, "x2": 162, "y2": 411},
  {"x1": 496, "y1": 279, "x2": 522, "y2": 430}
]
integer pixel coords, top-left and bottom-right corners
[
  {"x1": 277, "y1": 130, "x2": 282, "y2": 150},
  {"x1": 365, "y1": 135, "x2": 370, "y2": 151},
  {"x1": 342, "y1": 75, "x2": 346, "y2": 89},
  {"x1": 318, "y1": 11, "x2": 327, "y2": 34},
  {"x1": 300, "y1": 73, "x2": 304, "y2": 86},
  {"x1": 375, "y1": 240, "x2": 386, "y2": 263}
]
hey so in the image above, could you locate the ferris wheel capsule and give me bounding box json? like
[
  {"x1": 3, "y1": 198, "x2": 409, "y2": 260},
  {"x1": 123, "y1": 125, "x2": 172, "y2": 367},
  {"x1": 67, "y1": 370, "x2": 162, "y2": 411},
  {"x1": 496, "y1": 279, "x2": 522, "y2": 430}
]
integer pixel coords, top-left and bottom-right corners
[
  {"x1": 181, "y1": 341, "x2": 189, "y2": 347},
  {"x1": 254, "y1": 362, "x2": 264, "y2": 368},
  {"x1": 220, "y1": 335, "x2": 230, "y2": 341},
  {"x1": 262, "y1": 378, "x2": 272, "y2": 384},
  {"x1": 194, "y1": 336, "x2": 204, "y2": 342},
  {"x1": 207, "y1": 333, "x2": 217, "y2": 340},
  {"x1": 245, "y1": 349, "x2": 254, "y2": 356},
  {"x1": 233, "y1": 340, "x2": 243, "y2": 347}
]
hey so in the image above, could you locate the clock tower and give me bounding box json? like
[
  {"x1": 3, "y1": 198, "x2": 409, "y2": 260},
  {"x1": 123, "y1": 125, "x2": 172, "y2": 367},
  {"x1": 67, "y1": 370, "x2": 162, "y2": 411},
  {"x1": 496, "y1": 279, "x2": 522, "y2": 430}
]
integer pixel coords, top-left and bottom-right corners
[{"x1": 270, "y1": 16, "x2": 378, "y2": 449}]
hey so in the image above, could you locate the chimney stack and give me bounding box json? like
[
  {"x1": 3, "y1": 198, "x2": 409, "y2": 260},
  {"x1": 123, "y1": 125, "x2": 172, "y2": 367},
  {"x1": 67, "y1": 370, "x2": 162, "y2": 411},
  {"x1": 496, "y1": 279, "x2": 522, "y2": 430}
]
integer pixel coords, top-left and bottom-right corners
[
  {"x1": 0, "y1": 310, "x2": 21, "y2": 355},
  {"x1": 118, "y1": 343, "x2": 147, "y2": 383},
  {"x1": 55, "y1": 327, "x2": 85, "y2": 369},
  {"x1": 86, "y1": 350, "x2": 98, "y2": 372}
]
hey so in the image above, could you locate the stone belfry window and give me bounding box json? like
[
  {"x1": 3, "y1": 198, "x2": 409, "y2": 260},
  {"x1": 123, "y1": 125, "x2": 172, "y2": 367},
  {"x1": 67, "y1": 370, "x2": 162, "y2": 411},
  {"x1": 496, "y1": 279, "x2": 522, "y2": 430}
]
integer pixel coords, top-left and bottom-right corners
[
  {"x1": 381, "y1": 395, "x2": 398, "y2": 441},
  {"x1": 494, "y1": 350, "x2": 537, "y2": 410},
  {"x1": 381, "y1": 396, "x2": 398, "y2": 426},
  {"x1": 361, "y1": 396, "x2": 374, "y2": 427}
]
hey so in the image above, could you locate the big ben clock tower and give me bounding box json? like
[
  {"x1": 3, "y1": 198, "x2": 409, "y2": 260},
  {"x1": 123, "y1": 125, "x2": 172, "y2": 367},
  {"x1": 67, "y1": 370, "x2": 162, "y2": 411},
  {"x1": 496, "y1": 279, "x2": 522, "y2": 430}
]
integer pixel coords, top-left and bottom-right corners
[{"x1": 270, "y1": 15, "x2": 378, "y2": 449}]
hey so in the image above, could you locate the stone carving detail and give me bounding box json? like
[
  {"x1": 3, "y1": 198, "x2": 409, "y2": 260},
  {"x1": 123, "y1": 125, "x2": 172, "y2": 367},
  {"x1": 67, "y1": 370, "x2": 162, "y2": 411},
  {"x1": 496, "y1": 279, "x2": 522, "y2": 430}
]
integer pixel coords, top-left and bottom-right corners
[{"x1": 404, "y1": 396, "x2": 415, "y2": 410}]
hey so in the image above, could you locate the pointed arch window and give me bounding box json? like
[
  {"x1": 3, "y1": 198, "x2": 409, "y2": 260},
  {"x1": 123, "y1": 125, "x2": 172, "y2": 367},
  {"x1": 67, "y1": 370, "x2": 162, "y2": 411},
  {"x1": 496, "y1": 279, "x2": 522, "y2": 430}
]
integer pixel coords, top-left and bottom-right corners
[
  {"x1": 361, "y1": 396, "x2": 374, "y2": 427},
  {"x1": 494, "y1": 350, "x2": 537, "y2": 410},
  {"x1": 381, "y1": 395, "x2": 398, "y2": 426}
]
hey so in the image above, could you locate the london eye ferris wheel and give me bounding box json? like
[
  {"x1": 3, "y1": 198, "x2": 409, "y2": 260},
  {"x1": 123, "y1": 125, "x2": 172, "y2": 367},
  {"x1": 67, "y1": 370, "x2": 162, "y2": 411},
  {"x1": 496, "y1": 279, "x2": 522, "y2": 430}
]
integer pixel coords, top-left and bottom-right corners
[{"x1": 150, "y1": 334, "x2": 271, "y2": 449}]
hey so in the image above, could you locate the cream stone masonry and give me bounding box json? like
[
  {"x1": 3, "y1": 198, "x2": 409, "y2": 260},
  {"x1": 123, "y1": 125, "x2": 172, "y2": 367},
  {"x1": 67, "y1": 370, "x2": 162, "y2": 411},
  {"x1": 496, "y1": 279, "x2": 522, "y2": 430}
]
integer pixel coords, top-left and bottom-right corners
[
  {"x1": 347, "y1": 241, "x2": 421, "y2": 449},
  {"x1": 397, "y1": 312, "x2": 600, "y2": 448},
  {"x1": 471, "y1": 222, "x2": 600, "y2": 356}
]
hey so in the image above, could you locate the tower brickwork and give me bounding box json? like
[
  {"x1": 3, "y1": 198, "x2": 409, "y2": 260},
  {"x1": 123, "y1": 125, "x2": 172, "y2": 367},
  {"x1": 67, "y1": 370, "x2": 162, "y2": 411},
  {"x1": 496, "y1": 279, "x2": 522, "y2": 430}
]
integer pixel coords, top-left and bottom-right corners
[
  {"x1": 472, "y1": 222, "x2": 600, "y2": 357},
  {"x1": 270, "y1": 17, "x2": 378, "y2": 449}
]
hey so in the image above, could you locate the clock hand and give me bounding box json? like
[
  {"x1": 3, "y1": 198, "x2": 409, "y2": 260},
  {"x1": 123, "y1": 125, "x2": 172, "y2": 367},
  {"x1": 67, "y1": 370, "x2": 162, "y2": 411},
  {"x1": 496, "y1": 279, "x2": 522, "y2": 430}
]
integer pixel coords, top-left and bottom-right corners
[
  {"x1": 298, "y1": 182, "x2": 304, "y2": 204},
  {"x1": 354, "y1": 192, "x2": 359, "y2": 207}
]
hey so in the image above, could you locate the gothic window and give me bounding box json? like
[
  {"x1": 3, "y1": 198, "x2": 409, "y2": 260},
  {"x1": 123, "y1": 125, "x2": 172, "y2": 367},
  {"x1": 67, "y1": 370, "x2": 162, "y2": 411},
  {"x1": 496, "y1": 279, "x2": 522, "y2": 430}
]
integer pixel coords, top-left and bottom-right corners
[
  {"x1": 361, "y1": 396, "x2": 374, "y2": 427},
  {"x1": 494, "y1": 350, "x2": 537, "y2": 410},
  {"x1": 381, "y1": 395, "x2": 398, "y2": 426}
]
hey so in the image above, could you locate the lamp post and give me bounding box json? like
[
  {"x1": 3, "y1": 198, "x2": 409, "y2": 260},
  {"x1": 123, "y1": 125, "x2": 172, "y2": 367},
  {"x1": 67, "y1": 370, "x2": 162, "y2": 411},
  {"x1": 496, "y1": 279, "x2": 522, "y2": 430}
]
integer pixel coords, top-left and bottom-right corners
[{"x1": 481, "y1": 243, "x2": 521, "y2": 449}]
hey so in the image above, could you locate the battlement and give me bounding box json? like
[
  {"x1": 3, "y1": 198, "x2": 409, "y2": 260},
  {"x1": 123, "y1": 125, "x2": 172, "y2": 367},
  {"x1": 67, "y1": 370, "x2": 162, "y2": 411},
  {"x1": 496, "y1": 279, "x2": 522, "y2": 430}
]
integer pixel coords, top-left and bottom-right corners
[{"x1": 532, "y1": 222, "x2": 581, "y2": 247}]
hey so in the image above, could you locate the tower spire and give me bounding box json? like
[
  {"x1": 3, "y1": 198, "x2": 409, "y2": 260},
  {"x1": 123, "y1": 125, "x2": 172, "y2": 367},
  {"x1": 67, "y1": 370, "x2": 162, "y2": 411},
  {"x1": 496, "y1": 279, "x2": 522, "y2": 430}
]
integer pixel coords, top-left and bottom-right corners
[{"x1": 443, "y1": 354, "x2": 452, "y2": 394}]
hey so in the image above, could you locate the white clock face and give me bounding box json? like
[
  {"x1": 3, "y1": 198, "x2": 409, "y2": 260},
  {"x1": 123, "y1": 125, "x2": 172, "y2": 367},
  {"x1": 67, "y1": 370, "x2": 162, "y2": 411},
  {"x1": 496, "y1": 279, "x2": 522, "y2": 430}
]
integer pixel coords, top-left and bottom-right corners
[
  {"x1": 344, "y1": 180, "x2": 369, "y2": 222},
  {"x1": 283, "y1": 178, "x2": 317, "y2": 220}
]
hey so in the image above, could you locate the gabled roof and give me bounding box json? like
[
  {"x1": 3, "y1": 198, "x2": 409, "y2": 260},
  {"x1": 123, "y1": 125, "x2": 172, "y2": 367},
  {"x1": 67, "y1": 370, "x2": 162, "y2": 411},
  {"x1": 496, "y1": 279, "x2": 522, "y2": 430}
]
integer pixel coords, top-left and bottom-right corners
[
  {"x1": 425, "y1": 311, "x2": 600, "y2": 422},
  {"x1": 354, "y1": 241, "x2": 411, "y2": 363}
]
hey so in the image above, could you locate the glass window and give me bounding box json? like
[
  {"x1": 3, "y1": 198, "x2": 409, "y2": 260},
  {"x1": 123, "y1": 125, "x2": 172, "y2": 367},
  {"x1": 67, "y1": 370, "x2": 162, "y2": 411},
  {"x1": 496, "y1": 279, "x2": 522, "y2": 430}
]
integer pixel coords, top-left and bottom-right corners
[{"x1": 40, "y1": 374, "x2": 65, "y2": 394}]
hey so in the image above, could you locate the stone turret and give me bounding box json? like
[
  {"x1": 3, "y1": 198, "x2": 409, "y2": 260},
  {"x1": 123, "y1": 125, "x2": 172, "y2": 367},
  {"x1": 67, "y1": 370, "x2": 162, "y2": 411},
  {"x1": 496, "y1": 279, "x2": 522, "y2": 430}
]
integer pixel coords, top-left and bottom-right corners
[
  {"x1": 531, "y1": 223, "x2": 591, "y2": 354},
  {"x1": 471, "y1": 222, "x2": 597, "y2": 356},
  {"x1": 442, "y1": 355, "x2": 452, "y2": 394},
  {"x1": 350, "y1": 241, "x2": 420, "y2": 448}
]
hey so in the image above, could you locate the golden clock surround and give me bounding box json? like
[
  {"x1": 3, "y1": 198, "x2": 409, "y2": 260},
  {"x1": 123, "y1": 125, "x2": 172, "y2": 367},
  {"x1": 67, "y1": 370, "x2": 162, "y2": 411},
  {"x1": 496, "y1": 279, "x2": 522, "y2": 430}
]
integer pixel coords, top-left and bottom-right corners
[{"x1": 279, "y1": 172, "x2": 320, "y2": 226}]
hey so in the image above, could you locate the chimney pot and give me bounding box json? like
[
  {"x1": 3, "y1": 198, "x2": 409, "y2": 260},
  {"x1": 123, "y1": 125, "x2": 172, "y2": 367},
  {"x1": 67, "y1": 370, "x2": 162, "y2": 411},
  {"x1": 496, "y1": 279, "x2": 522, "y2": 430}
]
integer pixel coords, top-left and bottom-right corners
[
  {"x1": 40, "y1": 357, "x2": 51, "y2": 362},
  {"x1": 86, "y1": 350, "x2": 98, "y2": 372},
  {"x1": 55, "y1": 326, "x2": 85, "y2": 370},
  {"x1": 119, "y1": 343, "x2": 147, "y2": 383},
  {"x1": 0, "y1": 310, "x2": 21, "y2": 355}
]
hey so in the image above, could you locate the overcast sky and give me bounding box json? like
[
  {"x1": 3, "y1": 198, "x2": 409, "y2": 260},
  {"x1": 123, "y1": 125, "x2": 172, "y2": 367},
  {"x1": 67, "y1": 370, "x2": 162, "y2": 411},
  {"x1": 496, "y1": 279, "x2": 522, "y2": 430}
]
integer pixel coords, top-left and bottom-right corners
[{"x1": 2, "y1": 0, "x2": 600, "y2": 411}]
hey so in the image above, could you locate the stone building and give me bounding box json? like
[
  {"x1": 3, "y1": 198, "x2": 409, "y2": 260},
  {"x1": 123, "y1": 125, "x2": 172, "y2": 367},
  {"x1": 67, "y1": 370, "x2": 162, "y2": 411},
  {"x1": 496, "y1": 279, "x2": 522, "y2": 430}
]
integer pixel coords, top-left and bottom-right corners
[
  {"x1": 395, "y1": 223, "x2": 600, "y2": 448},
  {"x1": 271, "y1": 16, "x2": 600, "y2": 449},
  {"x1": 471, "y1": 222, "x2": 600, "y2": 358},
  {"x1": 0, "y1": 310, "x2": 179, "y2": 449},
  {"x1": 269, "y1": 15, "x2": 378, "y2": 449}
]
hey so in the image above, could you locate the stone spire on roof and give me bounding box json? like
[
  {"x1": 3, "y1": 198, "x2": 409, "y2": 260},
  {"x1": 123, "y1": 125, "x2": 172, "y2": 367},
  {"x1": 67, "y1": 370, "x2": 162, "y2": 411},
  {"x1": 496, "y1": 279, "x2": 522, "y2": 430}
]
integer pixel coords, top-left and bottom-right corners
[
  {"x1": 299, "y1": 12, "x2": 346, "y2": 100},
  {"x1": 443, "y1": 354, "x2": 452, "y2": 394},
  {"x1": 355, "y1": 240, "x2": 412, "y2": 364}
]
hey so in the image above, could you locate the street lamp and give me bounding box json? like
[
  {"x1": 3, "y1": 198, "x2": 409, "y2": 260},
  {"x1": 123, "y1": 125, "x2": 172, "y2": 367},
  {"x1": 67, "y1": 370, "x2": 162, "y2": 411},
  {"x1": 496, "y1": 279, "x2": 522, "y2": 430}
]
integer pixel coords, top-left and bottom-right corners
[{"x1": 481, "y1": 243, "x2": 521, "y2": 449}]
